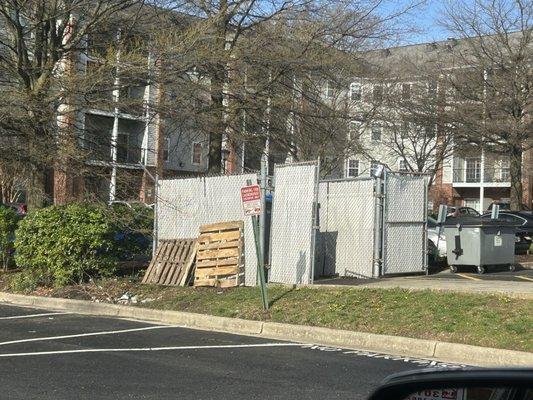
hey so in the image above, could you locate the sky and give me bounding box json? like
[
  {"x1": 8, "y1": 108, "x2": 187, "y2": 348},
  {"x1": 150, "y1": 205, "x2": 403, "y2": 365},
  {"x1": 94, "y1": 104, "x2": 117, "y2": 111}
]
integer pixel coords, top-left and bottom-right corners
[{"x1": 385, "y1": 0, "x2": 457, "y2": 45}]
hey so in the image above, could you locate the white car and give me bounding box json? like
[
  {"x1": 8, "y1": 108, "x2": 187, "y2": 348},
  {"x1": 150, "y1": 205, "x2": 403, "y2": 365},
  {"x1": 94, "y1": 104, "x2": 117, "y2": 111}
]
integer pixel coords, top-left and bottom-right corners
[{"x1": 428, "y1": 217, "x2": 446, "y2": 261}]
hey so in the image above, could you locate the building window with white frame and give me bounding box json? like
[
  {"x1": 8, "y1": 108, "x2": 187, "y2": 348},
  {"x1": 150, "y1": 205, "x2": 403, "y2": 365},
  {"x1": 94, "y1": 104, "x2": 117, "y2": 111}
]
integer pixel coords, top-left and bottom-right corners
[
  {"x1": 370, "y1": 161, "x2": 380, "y2": 177},
  {"x1": 192, "y1": 142, "x2": 202, "y2": 165},
  {"x1": 350, "y1": 82, "x2": 361, "y2": 101},
  {"x1": 500, "y1": 159, "x2": 510, "y2": 181},
  {"x1": 326, "y1": 81, "x2": 334, "y2": 98},
  {"x1": 347, "y1": 159, "x2": 359, "y2": 178},
  {"x1": 371, "y1": 124, "x2": 382, "y2": 141},
  {"x1": 465, "y1": 157, "x2": 481, "y2": 183},
  {"x1": 348, "y1": 121, "x2": 361, "y2": 141},
  {"x1": 398, "y1": 159, "x2": 408, "y2": 172}
]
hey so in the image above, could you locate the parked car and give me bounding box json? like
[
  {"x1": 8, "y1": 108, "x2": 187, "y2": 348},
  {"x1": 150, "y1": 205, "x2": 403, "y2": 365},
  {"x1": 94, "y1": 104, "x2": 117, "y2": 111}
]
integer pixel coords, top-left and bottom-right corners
[
  {"x1": 487, "y1": 201, "x2": 531, "y2": 211},
  {"x1": 482, "y1": 211, "x2": 533, "y2": 254},
  {"x1": 446, "y1": 206, "x2": 480, "y2": 218},
  {"x1": 427, "y1": 217, "x2": 446, "y2": 262}
]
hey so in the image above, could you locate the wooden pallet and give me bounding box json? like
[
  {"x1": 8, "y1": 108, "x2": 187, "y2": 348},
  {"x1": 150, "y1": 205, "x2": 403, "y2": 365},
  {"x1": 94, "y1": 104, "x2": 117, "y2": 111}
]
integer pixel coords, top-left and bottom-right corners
[
  {"x1": 194, "y1": 221, "x2": 244, "y2": 288},
  {"x1": 142, "y1": 239, "x2": 198, "y2": 286}
]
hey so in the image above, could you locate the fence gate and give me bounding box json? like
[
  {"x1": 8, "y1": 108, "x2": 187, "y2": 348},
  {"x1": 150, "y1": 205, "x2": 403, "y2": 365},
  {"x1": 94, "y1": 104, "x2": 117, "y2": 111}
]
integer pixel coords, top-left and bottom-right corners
[
  {"x1": 382, "y1": 171, "x2": 428, "y2": 275},
  {"x1": 269, "y1": 161, "x2": 319, "y2": 285},
  {"x1": 316, "y1": 179, "x2": 376, "y2": 278}
]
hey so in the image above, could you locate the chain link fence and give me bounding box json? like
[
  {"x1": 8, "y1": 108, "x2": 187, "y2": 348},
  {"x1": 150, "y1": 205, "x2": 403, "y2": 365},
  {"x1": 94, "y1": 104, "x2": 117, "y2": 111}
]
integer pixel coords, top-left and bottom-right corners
[
  {"x1": 382, "y1": 171, "x2": 429, "y2": 275},
  {"x1": 154, "y1": 165, "x2": 428, "y2": 286},
  {"x1": 268, "y1": 161, "x2": 319, "y2": 285},
  {"x1": 316, "y1": 178, "x2": 376, "y2": 278},
  {"x1": 157, "y1": 173, "x2": 259, "y2": 286}
]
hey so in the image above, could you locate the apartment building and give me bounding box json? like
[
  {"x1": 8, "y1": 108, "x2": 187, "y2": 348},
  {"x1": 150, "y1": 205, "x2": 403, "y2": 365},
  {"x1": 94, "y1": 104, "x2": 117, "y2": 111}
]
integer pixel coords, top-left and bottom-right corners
[
  {"x1": 78, "y1": 28, "x2": 209, "y2": 203},
  {"x1": 325, "y1": 38, "x2": 531, "y2": 212}
]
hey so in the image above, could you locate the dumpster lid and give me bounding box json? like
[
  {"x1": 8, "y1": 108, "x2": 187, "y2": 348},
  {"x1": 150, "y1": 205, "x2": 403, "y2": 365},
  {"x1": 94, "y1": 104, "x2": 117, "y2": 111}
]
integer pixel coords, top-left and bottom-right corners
[{"x1": 443, "y1": 216, "x2": 518, "y2": 227}]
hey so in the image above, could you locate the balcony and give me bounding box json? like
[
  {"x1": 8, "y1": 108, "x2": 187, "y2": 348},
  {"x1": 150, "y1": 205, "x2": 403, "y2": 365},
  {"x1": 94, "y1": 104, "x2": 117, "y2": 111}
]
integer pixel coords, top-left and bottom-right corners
[{"x1": 453, "y1": 168, "x2": 511, "y2": 187}]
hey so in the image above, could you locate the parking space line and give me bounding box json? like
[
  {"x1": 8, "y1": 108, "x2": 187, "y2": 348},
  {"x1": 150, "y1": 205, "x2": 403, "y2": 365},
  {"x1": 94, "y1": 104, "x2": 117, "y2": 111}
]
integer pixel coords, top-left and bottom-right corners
[
  {"x1": 456, "y1": 273, "x2": 481, "y2": 281},
  {"x1": 0, "y1": 343, "x2": 303, "y2": 358},
  {"x1": 516, "y1": 276, "x2": 533, "y2": 282},
  {"x1": 0, "y1": 312, "x2": 71, "y2": 320},
  {"x1": 0, "y1": 325, "x2": 176, "y2": 347}
]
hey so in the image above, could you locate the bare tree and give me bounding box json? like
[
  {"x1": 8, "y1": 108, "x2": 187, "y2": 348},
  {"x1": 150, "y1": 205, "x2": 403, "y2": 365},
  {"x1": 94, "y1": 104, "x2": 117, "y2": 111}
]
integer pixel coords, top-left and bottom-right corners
[
  {"x1": 0, "y1": 0, "x2": 143, "y2": 208},
  {"x1": 149, "y1": 0, "x2": 421, "y2": 174},
  {"x1": 440, "y1": 0, "x2": 533, "y2": 209},
  {"x1": 365, "y1": 55, "x2": 455, "y2": 185}
]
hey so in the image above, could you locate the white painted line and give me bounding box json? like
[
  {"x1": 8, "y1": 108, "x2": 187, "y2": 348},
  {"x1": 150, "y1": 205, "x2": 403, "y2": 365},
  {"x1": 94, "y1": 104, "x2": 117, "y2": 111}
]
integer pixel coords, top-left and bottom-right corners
[
  {"x1": 0, "y1": 342, "x2": 303, "y2": 358},
  {"x1": 0, "y1": 325, "x2": 176, "y2": 347},
  {"x1": 0, "y1": 312, "x2": 72, "y2": 320}
]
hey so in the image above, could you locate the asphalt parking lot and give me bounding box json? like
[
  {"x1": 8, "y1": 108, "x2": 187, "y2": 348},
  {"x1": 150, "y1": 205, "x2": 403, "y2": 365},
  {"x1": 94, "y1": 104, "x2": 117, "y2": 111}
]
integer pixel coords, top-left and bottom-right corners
[
  {"x1": 426, "y1": 267, "x2": 533, "y2": 282},
  {"x1": 316, "y1": 268, "x2": 533, "y2": 286},
  {"x1": 0, "y1": 303, "x2": 465, "y2": 400}
]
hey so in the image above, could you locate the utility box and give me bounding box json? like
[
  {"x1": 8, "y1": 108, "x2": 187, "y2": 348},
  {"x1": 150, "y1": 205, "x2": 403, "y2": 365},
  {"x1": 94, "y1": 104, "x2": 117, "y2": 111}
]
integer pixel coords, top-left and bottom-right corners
[{"x1": 444, "y1": 217, "x2": 516, "y2": 274}]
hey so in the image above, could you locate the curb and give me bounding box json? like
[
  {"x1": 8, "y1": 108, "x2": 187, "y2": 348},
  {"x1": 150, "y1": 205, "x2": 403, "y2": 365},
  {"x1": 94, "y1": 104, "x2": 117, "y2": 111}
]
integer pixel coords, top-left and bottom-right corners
[{"x1": 0, "y1": 292, "x2": 531, "y2": 367}]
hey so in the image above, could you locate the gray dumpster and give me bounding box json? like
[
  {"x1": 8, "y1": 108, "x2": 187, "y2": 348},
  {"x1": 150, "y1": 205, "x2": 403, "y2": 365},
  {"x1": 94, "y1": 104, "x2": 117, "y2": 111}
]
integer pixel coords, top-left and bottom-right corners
[{"x1": 443, "y1": 217, "x2": 516, "y2": 274}]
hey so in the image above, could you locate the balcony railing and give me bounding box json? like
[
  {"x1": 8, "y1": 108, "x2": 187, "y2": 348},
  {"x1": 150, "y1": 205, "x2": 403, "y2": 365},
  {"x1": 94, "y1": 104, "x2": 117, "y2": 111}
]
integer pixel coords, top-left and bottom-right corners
[{"x1": 453, "y1": 168, "x2": 510, "y2": 183}]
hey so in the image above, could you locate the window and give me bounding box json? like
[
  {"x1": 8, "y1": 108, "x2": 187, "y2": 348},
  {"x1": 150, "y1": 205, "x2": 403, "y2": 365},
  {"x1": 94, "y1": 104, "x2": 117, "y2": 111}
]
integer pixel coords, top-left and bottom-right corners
[
  {"x1": 371, "y1": 124, "x2": 382, "y2": 141},
  {"x1": 464, "y1": 199, "x2": 480, "y2": 211},
  {"x1": 373, "y1": 84, "x2": 383, "y2": 102},
  {"x1": 399, "y1": 159, "x2": 408, "y2": 172},
  {"x1": 350, "y1": 82, "x2": 361, "y2": 101},
  {"x1": 501, "y1": 159, "x2": 510, "y2": 181},
  {"x1": 465, "y1": 157, "x2": 481, "y2": 183},
  {"x1": 163, "y1": 137, "x2": 170, "y2": 162},
  {"x1": 326, "y1": 81, "x2": 334, "y2": 98},
  {"x1": 347, "y1": 159, "x2": 359, "y2": 178},
  {"x1": 401, "y1": 83, "x2": 411, "y2": 100},
  {"x1": 370, "y1": 161, "x2": 380, "y2": 177},
  {"x1": 348, "y1": 121, "x2": 361, "y2": 141},
  {"x1": 192, "y1": 142, "x2": 202, "y2": 165}
]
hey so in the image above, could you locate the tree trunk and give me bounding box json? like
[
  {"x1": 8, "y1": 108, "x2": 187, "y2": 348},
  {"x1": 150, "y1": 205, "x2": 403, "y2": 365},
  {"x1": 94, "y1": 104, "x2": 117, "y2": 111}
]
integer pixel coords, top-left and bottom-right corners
[
  {"x1": 509, "y1": 146, "x2": 523, "y2": 210},
  {"x1": 208, "y1": 66, "x2": 225, "y2": 174},
  {"x1": 26, "y1": 168, "x2": 47, "y2": 210}
]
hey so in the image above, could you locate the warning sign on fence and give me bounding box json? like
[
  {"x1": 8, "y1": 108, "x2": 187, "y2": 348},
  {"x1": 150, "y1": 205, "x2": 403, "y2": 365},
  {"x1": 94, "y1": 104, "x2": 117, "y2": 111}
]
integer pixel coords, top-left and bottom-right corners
[{"x1": 241, "y1": 185, "x2": 262, "y2": 216}]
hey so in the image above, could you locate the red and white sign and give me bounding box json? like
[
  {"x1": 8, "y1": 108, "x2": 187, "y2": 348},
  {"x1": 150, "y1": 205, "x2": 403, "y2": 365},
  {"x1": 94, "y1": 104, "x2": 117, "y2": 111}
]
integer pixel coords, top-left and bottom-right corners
[{"x1": 241, "y1": 185, "x2": 262, "y2": 216}]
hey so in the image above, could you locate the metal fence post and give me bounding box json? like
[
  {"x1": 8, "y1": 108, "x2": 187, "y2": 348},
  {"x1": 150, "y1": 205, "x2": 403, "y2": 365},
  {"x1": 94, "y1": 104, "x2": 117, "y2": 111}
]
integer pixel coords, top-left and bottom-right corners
[
  {"x1": 373, "y1": 175, "x2": 383, "y2": 278},
  {"x1": 259, "y1": 156, "x2": 267, "y2": 266},
  {"x1": 247, "y1": 178, "x2": 269, "y2": 310}
]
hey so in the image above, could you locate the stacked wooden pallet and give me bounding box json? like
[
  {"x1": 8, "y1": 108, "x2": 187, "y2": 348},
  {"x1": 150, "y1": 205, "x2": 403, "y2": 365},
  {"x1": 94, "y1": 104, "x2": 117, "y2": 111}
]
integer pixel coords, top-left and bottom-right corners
[
  {"x1": 141, "y1": 239, "x2": 198, "y2": 286},
  {"x1": 194, "y1": 221, "x2": 244, "y2": 288}
]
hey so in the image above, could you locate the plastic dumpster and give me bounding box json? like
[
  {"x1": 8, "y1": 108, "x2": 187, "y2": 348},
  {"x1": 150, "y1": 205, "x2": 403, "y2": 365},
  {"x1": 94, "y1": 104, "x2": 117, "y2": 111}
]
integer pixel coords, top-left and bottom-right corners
[{"x1": 443, "y1": 217, "x2": 516, "y2": 274}]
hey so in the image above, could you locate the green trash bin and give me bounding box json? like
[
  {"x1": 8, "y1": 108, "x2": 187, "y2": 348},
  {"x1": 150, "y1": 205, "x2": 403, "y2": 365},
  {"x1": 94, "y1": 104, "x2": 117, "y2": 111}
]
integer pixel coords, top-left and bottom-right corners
[{"x1": 443, "y1": 217, "x2": 516, "y2": 274}]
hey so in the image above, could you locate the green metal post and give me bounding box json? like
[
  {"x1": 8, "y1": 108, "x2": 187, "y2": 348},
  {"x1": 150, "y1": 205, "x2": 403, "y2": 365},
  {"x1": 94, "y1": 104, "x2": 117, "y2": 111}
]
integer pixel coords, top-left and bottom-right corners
[{"x1": 247, "y1": 179, "x2": 269, "y2": 310}]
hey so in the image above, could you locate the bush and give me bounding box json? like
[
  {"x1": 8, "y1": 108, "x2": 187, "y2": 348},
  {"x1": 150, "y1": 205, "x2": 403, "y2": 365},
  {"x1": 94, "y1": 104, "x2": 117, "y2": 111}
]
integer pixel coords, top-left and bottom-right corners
[
  {"x1": 107, "y1": 203, "x2": 153, "y2": 259},
  {"x1": 14, "y1": 203, "x2": 117, "y2": 287},
  {"x1": 0, "y1": 206, "x2": 19, "y2": 271}
]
